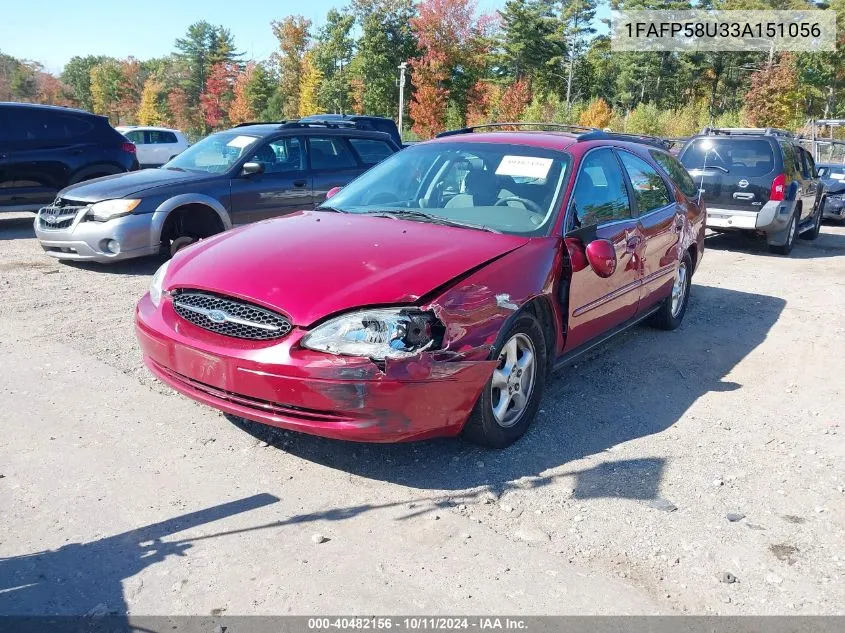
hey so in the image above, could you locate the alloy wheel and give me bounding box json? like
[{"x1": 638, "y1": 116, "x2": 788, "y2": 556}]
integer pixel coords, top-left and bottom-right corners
[
  {"x1": 671, "y1": 262, "x2": 688, "y2": 318},
  {"x1": 491, "y1": 333, "x2": 537, "y2": 428}
]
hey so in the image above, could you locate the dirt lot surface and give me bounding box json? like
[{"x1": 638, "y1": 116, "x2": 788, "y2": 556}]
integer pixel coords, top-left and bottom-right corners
[{"x1": 1, "y1": 213, "x2": 843, "y2": 616}]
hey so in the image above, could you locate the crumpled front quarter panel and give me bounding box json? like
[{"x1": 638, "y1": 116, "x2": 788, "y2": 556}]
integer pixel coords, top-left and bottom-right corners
[{"x1": 424, "y1": 237, "x2": 562, "y2": 361}]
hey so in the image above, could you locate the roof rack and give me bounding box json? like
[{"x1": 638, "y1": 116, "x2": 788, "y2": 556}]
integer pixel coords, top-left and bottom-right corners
[
  {"x1": 577, "y1": 130, "x2": 671, "y2": 149},
  {"x1": 436, "y1": 122, "x2": 598, "y2": 138},
  {"x1": 233, "y1": 120, "x2": 290, "y2": 128},
  {"x1": 700, "y1": 127, "x2": 794, "y2": 138},
  {"x1": 281, "y1": 119, "x2": 358, "y2": 129}
]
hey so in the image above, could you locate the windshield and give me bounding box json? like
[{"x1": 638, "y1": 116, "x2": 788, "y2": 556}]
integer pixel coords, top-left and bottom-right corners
[
  {"x1": 322, "y1": 142, "x2": 570, "y2": 236},
  {"x1": 681, "y1": 138, "x2": 775, "y2": 177},
  {"x1": 164, "y1": 132, "x2": 259, "y2": 173},
  {"x1": 819, "y1": 165, "x2": 845, "y2": 181}
]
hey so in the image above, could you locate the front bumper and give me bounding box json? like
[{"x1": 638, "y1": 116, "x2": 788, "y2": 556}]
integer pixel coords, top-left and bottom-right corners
[
  {"x1": 135, "y1": 294, "x2": 494, "y2": 442},
  {"x1": 823, "y1": 196, "x2": 845, "y2": 219},
  {"x1": 34, "y1": 208, "x2": 159, "y2": 263}
]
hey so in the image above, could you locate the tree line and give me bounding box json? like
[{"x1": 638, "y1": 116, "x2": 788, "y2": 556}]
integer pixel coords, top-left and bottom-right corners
[{"x1": 2, "y1": 0, "x2": 844, "y2": 141}]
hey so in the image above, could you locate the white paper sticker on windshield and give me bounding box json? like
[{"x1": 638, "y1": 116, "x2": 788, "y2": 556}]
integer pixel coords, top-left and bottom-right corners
[
  {"x1": 496, "y1": 155, "x2": 553, "y2": 179},
  {"x1": 226, "y1": 135, "x2": 257, "y2": 149},
  {"x1": 832, "y1": 172, "x2": 845, "y2": 180}
]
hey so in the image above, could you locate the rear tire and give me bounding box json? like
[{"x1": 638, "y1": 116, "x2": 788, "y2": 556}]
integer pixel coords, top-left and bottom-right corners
[
  {"x1": 461, "y1": 313, "x2": 547, "y2": 448},
  {"x1": 768, "y1": 209, "x2": 799, "y2": 255},
  {"x1": 650, "y1": 251, "x2": 692, "y2": 331}
]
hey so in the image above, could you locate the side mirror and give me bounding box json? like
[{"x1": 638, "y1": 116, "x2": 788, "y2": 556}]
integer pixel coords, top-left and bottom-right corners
[
  {"x1": 325, "y1": 186, "x2": 342, "y2": 200},
  {"x1": 241, "y1": 161, "x2": 264, "y2": 177},
  {"x1": 585, "y1": 239, "x2": 617, "y2": 278}
]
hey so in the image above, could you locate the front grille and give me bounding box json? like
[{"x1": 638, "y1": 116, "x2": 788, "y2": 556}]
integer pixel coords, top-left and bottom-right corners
[
  {"x1": 38, "y1": 198, "x2": 88, "y2": 230},
  {"x1": 171, "y1": 291, "x2": 292, "y2": 341}
]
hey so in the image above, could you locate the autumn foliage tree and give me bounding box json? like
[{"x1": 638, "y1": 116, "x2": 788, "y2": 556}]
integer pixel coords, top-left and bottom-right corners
[
  {"x1": 579, "y1": 97, "x2": 612, "y2": 129},
  {"x1": 497, "y1": 78, "x2": 531, "y2": 122},
  {"x1": 229, "y1": 63, "x2": 257, "y2": 124},
  {"x1": 271, "y1": 15, "x2": 311, "y2": 119},
  {"x1": 167, "y1": 87, "x2": 193, "y2": 131},
  {"x1": 298, "y1": 52, "x2": 324, "y2": 117},
  {"x1": 409, "y1": 0, "x2": 492, "y2": 138},
  {"x1": 137, "y1": 77, "x2": 168, "y2": 125},
  {"x1": 744, "y1": 54, "x2": 801, "y2": 129},
  {"x1": 200, "y1": 62, "x2": 236, "y2": 129}
]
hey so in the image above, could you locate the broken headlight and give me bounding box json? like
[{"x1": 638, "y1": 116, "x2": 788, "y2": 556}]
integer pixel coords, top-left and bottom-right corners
[{"x1": 301, "y1": 309, "x2": 442, "y2": 360}]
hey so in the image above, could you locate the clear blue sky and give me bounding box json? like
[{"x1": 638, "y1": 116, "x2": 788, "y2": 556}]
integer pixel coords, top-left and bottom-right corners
[{"x1": 1, "y1": 0, "x2": 512, "y2": 73}]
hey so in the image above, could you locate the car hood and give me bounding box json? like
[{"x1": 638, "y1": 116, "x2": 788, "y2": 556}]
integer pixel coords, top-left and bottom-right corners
[
  {"x1": 823, "y1": 178, "x2": 845, "y2": 194},
  {"x1": 165, "y1": 211, "x2": 530, "y2": 326},
  {"x1": 61, "y1": 168, "x2": 212, "y2": 202}
]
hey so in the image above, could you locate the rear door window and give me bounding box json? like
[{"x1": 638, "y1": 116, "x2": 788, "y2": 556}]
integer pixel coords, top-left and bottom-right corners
[
  {"x1": 124, "y1": 130, "x2": 145, "y2": 144},
  {"x1": 307, "y1": 137, "x2": 358, "y2": 170},
  {"x1": 649, "y1": 149, "x2": 697, "y2": 198},
  {"x1": 681, "y1": 138, "x2": 775, "y2": 177},
  {"x1": 570, "y1": 148, "x2": 632, "y2": 228},
  {"x1": 148, "y1": 130, "x2": 178, "y2": 144},
  {"x1": 617, "y1": 151, "x2": 672, "y2": 214}
]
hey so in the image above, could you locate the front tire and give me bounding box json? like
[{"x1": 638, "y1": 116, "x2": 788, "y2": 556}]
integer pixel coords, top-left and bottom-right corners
[
  {"x1": 461, "y1": 313, "x2": 547, "y2": 448},
  {"x1": 650, "y1": 251, "x2": 692, "y2": 331}
]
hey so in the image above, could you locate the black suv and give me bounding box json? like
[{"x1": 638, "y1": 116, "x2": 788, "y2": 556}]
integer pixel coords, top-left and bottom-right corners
[
  {"x1": 33, "y1": 120, "x2": 400, "y2": 263},
  {"x1": 679, "y1": 127, "x2": 823, "y2": 255},
  {"x1": 299, "y1": 114, "x2": 402, "y2": 147},
  {"x1": 0, "y1": 102, "x2": 139, "y2": 213}
]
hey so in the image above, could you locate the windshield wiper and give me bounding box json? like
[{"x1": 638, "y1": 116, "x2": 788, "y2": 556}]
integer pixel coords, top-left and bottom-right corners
[
  {"x1": 316, "y1": 205, "x2": 345, "y2": 213},
  {"x1": 361, "y1": 209, "x2": 500, "y2": 233},
  {"x1": 164, "y1": 166, "x2": 186, "y2": 172},
  {"x1": 700, "y1": 165, "x2": 729, "y2": 173}
]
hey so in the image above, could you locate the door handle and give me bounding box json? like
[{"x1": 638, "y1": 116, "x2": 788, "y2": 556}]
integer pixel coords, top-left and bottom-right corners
[{"x1": 293, "y1": 179, "x2": 307, "y2": 188}]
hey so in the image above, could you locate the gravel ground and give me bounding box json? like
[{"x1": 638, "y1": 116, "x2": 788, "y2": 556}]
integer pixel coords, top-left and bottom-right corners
[{"x1": 1, "y1": 213, "x2": 843, "y2": 615}]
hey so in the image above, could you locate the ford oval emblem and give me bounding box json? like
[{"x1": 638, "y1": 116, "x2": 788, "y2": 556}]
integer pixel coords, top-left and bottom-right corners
[
  {"x1": 738, "y1": 179, "x2": 749, "y2": 188},
  {"x1": 207, "y1": 309, "x2": 228, "y2": 324}
]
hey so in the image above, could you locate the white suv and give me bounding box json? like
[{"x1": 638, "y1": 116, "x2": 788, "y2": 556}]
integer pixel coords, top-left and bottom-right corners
[{"x1": 116, "y1": 126, "x2": 190, "y2": 168}]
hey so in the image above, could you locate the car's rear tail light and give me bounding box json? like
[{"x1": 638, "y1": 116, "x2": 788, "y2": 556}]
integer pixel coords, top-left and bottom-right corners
[
  {"x1": 770, "y1": 173, "x2": 786, "y2": 201},
  {"x1": 121, "y1": 142, "x2": 137, "y2": 154}
]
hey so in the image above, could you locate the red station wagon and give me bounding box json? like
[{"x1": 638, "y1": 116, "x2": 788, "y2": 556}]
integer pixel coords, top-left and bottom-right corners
[{"x1": 135, "y1": 124, "x2": 706, "y2": 448}]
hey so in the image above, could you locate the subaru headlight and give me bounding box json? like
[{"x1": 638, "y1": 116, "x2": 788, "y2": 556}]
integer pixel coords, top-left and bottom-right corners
[
  {"x1": 301, "y1": 309, "x2": 442, "y2": 360},
  {"x1": 149, "y1": 260, "x2": 170, "y2": 307},
  {"x1": 89, "y1": 199, "x2": 141, "y2": 221}
]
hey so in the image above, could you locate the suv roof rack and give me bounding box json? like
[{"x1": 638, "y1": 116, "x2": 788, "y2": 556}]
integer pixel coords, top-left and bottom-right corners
[
  {"x1": 436, "y1": 122, "x2": 598, "y2": 138},
  {"x1": 700, "y1": 127, "x2": 794, "y2": 138},
  {"x1": 233, "y1": 120, "x2": 291, "y2": 127},
  {"x1": 281, "y1": 119, "x2": 358, "y2": 129},
  {"x1": 576, "y1": 130, "x2": 671, "y2": 150}
]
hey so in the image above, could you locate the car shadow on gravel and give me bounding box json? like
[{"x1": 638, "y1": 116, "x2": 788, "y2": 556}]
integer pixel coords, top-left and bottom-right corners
[
  {"x1": 230, "y1": 285, "x2": 786, "y2": 497},
  {"x1": 65, "y1": 256, "x2": 162, "y2": 276},
  {"x1": 0, "y1": 493, "x2": 281, "y2": 616},
  {"x1": 0, "y1": 216, "x2": 35, "y2": 240},
  {"x1": 704, "y1": 228, "x2": 845, "y2": 259}
]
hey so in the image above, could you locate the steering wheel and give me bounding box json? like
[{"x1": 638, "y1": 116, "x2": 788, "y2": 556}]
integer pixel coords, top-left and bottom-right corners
[{"x1": 494, "y1": 196, "x2": 544, "y2": 214}]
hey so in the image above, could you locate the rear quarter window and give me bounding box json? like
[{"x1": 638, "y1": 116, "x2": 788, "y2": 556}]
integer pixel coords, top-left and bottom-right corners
[
  {"x1": 681, "y1": 138, "x2": 776, "y2": 177},
  {"x1": 650, "y1": 149, "x2": 697, "y2": 198}
]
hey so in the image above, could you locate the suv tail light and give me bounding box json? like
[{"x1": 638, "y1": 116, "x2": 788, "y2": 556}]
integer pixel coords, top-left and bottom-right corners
[
  {"x1": 770, "y1": 173, "x2": 786, "y2": 201},
  {"x1": 121, "y1": 142, "x2": 137, "y2": 154}
]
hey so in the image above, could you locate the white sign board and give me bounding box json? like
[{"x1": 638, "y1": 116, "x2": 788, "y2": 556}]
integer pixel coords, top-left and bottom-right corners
[{"x1": 495, "y1": 155, "x2": 553, "y2": 179}]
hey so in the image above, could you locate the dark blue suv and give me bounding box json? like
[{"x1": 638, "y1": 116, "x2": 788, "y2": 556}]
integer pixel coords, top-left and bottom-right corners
[{"x1": 33, "y1": 121, "x2": 399, "y2": 263}]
